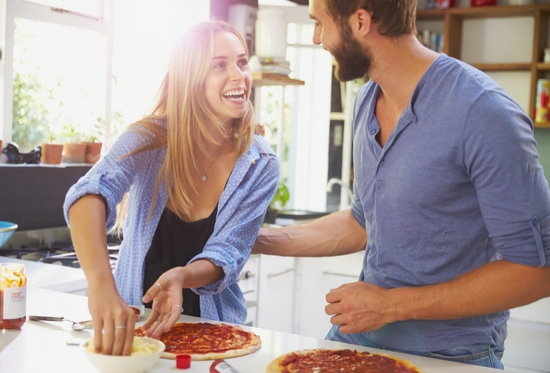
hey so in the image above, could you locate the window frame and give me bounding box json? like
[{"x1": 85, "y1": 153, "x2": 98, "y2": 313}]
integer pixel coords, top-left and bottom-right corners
[{"x1": 1, "y1": 0, "x2": 114, "y2": 144}]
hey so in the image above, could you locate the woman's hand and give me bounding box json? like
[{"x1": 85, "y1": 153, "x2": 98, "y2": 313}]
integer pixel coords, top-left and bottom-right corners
[
  {"x1": 88, "y1": 285, "x2": 136, "y2": 356},
  {"x1": 141, "y1": 267, "x2": 185, "y2": 339}
]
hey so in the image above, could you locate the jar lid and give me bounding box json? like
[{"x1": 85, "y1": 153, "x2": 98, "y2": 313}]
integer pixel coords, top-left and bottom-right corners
[{"x1": 176, "y1": 354, "x2": 191, "y2": 369}]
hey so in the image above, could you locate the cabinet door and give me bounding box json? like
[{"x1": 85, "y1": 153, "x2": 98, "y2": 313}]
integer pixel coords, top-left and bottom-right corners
[
  {"x1": 256, "y1": 255, "x2": 296, "y2": 333},
  {"x1": 295, "y1": 253, "x2": 364, "y2": 339}
]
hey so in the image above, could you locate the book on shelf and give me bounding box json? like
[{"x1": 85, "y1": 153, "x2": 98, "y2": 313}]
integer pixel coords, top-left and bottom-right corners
[
  {"x1": 258, "y1": 56, "x2": 289, "y2": 65},
  {"x1": 260, "y1": 65, "x2": 292, "y2": 76}
]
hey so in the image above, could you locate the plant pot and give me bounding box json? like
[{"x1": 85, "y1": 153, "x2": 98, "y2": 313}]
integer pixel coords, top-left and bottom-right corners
[
  {"x1": 62, "y1": 143, "x2": 87, "y2": 163},
  {"x1": 40, "y1": 143, "x2": 63, "y2": 164},
  {"x1": 263, "y1": 209, "x2": 278, "y2": 224},
  {"x1": 82, "y1": 142, "x2": 102, "y2": 164}
]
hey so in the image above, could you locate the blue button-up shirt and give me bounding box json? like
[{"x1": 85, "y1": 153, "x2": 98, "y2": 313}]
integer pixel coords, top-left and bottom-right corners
[
  {"x1": 347, "y1": 54, "x2": 550, "y2": 351},
  {"x1": 64, "y1": 124, "x2": 279, "y2": 324}
]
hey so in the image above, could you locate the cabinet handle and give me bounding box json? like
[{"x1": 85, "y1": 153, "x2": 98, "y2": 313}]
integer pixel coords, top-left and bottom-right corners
[
  {"x1": 238, "y1": 271, "x2": 255, "y2": 282},
  {"x1": 267, "y1": 268, "x2": 294, "y2": 279},
  {"x1": 321, "y1": 271, "x2": 358, "y2": 279}
]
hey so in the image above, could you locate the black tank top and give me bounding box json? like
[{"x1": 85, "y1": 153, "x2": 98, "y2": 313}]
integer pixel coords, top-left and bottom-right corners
[{"x1": 143, "y1": 205, "x2": 218, "y2": 317}]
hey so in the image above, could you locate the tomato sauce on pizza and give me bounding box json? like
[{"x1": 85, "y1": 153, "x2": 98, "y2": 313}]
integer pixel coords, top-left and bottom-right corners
[
  {"x1": 267, "y1": 349, "x2": 423, "y2": 373},
  {"x1": 135, "y1": 322, "x2": 261, "y2": 360}
]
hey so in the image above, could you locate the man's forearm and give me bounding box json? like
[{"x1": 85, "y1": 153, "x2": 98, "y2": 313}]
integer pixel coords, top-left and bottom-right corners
[
  {"x1": 391, "y1": 260, "x2": 550, "y2": 323},
  {"x1": 254, "y1": 209, "x2": 367, "y2": 257}
]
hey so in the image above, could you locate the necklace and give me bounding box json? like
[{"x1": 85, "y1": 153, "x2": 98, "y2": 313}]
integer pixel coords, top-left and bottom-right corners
[{"x1": 201, "y1": 139, "x2": 230, "y2": 182}]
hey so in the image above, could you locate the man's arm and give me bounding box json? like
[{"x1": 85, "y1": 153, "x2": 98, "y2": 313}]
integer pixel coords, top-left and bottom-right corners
[
  {"x1": 326, "y1": 260, "x2": 550, "y2": 334},
  {"x1": 253, "y1": 209, "x2": 367, "y2": 257}
]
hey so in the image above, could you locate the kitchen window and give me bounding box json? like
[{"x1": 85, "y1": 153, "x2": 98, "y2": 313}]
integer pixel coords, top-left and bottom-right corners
[
  {"x1": 1, "y1": 0, "x2": 112, "y2": 150},
  {"x1": 1, "y1": 0, "x2": 209, "y2": 151}
]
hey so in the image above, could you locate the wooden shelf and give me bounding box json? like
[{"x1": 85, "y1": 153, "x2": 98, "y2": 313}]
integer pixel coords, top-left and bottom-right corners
[
  {"x1": 417, "y1": 4, "x2": 537, "y2": 18},
  {"x1": 448, "y1": 4, "x2": 536, "y2": 19},
  {"x1": 470, "y1": 63, "x2": 532, "y2": 72},
  {"x1": 252, "y1": 72, "x2": 305, "y2": 87},
  {"x1": 416, "y1": 9, "x2": 445, "y2": 20},
  {"x1": 416, "y1": 4, "x2": 550, "y2": 125}
]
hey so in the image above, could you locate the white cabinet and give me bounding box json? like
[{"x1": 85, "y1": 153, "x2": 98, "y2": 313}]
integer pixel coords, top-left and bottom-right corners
[
  {"x1": 502, "y1": 298, "x2": 550, "y2": 372},
  {"x1": 294, "y1": 252, "x2": 364, "y2": 339},
  {"x1": 256, "y1": 254, "x2": 296, "y2": 333}
]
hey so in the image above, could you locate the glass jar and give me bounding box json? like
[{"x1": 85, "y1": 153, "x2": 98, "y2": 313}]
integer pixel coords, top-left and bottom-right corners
[
  {"x1": 0, "y1": 263, "x2": 27, "y2": 331},
  {"x1": 255, "y1": 8, "x2": 287, "y2": 59}
]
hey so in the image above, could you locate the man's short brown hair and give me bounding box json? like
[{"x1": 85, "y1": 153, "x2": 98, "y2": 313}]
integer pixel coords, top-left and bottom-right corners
[{"x1": 321, "y1": 0, "x2": 417, "y2": 37}]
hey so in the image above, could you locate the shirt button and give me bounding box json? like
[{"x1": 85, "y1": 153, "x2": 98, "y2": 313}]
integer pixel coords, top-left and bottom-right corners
[
  {"x1": 370, "y1": 129, "x2": 376, "y2": 135},
  {"x1": 532, "y1": 217, "x2": 539, "y2": 225},
  {"x1": 380, "y1": 160, "x2": 384, "y2": 166}
]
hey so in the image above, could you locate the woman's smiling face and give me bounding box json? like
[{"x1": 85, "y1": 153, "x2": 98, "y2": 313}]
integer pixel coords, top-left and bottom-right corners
[{"x1": 204, "y1": 31, "x2": 252, "y2": 125}]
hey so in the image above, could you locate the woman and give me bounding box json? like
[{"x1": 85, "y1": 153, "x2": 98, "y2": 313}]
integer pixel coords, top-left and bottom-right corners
[{"x1": 63, "y1": 20, "x2": 279, "y2": 356}]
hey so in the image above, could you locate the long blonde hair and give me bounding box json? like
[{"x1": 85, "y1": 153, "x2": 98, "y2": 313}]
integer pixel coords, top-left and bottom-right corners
[{"x1": 113, "y1": 20, "x2": 255, "y2": 233}]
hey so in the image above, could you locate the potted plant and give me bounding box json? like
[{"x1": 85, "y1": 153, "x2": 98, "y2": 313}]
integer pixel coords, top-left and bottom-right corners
[
  {"x1": 61, "y1": 123, "x2": 86, "y2": 163},
  {"x1": 81, "y1": 120, "x2": 104, "y2": 164},
  {"x1": 40, "y1": 129, "x2": 63, "y2": 165},
  {"x1": 264, "y1": 181, "x2": 290, "y2": 224}
]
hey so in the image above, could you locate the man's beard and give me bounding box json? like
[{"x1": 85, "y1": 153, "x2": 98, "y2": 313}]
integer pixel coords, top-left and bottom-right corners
[{"x1": 332, "y1": 23, "x2": 372, "y2": 82}]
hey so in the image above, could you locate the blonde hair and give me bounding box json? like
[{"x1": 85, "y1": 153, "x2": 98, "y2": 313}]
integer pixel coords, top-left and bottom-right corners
[{"x1": 113, "y1": 20, "x2": 255, "y2": 234}]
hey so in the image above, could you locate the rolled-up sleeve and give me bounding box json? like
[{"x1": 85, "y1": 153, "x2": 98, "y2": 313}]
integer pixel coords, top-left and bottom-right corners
[
  {"x1": 191, "y1": 138, "x2": 279, "y2": 295},
  {"x1": 465, "y1": 91, "x2": 550, "y2": 268},
  {"x1": 63, "y1": 129, "x2": 149, "y2": 230}
]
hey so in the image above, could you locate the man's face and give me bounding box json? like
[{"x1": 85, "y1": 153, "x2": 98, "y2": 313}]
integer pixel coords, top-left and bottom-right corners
[{"x1": 310, "y1": 0, "x2": 371, "y2": 82}]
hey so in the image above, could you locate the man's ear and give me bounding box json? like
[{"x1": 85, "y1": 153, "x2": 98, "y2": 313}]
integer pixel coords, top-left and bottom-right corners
[{"x1": 350, "y1": 9, "x2": 372, "y2": 37}]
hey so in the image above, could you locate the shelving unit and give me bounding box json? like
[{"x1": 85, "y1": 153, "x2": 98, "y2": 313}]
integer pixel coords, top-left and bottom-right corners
[
  {"x1": 252, "y1": 72, "x2": 305, "y2": 87},
  {"x1": 417, "y1": 4, "x2": 550, "y2": 128}
]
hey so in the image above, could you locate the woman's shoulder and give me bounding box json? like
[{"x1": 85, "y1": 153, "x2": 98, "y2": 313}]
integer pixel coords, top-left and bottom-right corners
[{"x1": 250, "y1": 134, "x2": 276, "y2": 156}]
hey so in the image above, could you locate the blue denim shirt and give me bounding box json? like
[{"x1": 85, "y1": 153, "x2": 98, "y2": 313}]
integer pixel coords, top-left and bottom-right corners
[
  {"x1": 346, "y1": 54, "x2": 550, "y2": 351},
  {"x1": 64, "y1": 124, "x2": 279, "y2": 324}
]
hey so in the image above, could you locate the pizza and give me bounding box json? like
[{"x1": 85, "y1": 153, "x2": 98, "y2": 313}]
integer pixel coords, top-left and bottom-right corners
[
  {"x1": 266, "y1": 349, "x2": 423, "y2": 373},
  {"x1": 135, "y1": 322, "x2": 261, "y2": 360}
]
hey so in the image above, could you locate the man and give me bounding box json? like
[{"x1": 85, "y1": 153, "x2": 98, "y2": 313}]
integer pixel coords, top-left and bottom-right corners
[{"x1": 253, "y1": 0, "x2": 550, "y2": 369}]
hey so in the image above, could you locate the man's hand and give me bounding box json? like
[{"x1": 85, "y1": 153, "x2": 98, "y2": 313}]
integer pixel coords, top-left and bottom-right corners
[{"x1": 325, "y1": 281, "x2": 396, "y2": 334}]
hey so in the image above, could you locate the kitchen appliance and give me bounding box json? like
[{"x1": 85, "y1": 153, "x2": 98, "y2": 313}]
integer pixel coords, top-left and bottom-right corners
[{"x1": 0, "y1": 228, "x2": 120, "y2": 268}]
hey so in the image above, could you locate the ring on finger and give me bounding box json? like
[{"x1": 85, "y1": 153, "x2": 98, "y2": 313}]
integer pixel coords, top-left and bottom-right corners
[
  {"x1": 115, "y1": 325, "x2": 126, "y2": 330},
  {"x1": 155, "y1": 283, "x2": 163, "y2": 291}
]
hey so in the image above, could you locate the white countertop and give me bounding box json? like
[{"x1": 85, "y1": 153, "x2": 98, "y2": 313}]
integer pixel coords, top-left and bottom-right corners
[{"x1": 0, "y1": 257, "x2": 504, "y2": 373}]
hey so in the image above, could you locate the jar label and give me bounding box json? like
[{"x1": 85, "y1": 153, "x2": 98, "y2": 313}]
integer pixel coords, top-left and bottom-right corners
[{"x1": 2, "y1": 286, "x2": 26, "y2": 319}]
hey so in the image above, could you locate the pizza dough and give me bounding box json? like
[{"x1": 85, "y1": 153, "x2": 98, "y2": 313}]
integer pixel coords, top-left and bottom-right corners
[{"x1": 135, "y1": 322, "x2": 261, "y2": 360}]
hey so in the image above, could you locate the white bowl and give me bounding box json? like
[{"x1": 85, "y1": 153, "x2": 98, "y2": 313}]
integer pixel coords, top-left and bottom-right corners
[{"x1": 82, "y1": 337, "x2": 165, "y2": 373}]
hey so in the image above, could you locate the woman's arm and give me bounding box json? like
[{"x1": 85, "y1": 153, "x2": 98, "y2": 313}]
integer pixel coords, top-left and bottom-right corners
[
  {"x1": 254, "y1": 209, "x2": 367, "y2": 257},
  {"x1": 68, "y1": 194, "x2": 136, "y2": 356}
]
